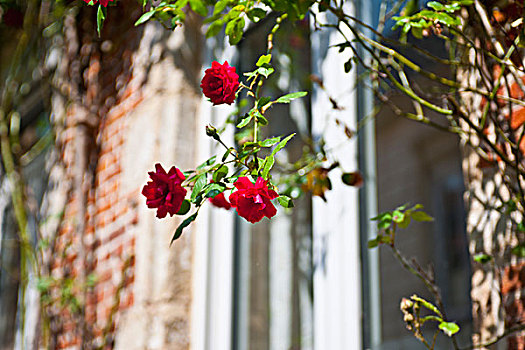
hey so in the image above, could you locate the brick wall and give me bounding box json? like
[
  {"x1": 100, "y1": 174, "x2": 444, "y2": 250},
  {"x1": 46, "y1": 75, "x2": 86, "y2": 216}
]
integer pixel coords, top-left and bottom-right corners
[{"x1": 42, "y1": 4, "x2": 204, "y2": 349}]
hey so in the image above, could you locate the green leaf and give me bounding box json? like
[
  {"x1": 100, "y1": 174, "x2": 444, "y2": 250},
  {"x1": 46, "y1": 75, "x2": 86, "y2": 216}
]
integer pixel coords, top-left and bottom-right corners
[
  {"x1": 256, "y1": 114, "x2": 268, "y2": 125},
  {"x1": 261, "y1": 155, "x2": 275, "y2": 178},
  {"x1": 427, "y1": 1, "x2": 444, "y2": 11},
  {"x1": 344, "y1": 59, "x2": 352, "y2": 73},
  {"x1": 197, "y1": 155, "x2": 217, "y2": 170},
  {"x1": 256, "y1": 54, "x2": 272, "y2": 67},
  {"x1": 412, "y1": 27, "x2": 423, "y2": 39},
  {"x1": 371, "y1": 211, "x2": 391, "y2": 221},
  {"x1": 372, "y1": 212, "x2": 393, "y2": 230},
  {"x1": 204, "y1": 182, "x2": 226, "y2": 198},
  {"x1": 256, "y1": 96, "x2": 272, "y2": 109},
  {"x1": 176, "y1": 199, "x2": 191, "y2": 215},
  {"x1": 256, "y1": 66, "x2": 274, "y2": 78},
  {"x1": 411, "y1": 211, "x2": 434, "y2": 222},
  {"x1": 222, "y1": 148, "x2": 232, "y2": 162},
  {"x1": 368, "y1": 238, "x2": 379, "y2": 248},
  {"x1": 213, "y1": 0, "x2": 229, "y2": 15},
  {"x1": 191, "y1": 174, "x2": 207, "y2": 202},
  {"x1": 97, "y1": 5, "x2": 106, "y2": 36},
  {"x1": 473, "y1": 253, "x2": 492, "y2": 264},
  {"x1": 171, "y1": 213, "x2": 198, "y2": 243},
  {"x1": 278, "y1": 195, "x2": 294, "y2": 208},
  {"x1": 378, "y1": 235, "x2": 392, "y2": 244},
  {"x1": 189, "y1": 0, "x2": 208, "y2": 16},
  {"x1": 246, "y1": 7, "x2": 266, "y2": 22},
  {"x1": 135, "y1": 9, "x2": 155, "y2": 26},
  {"x1": 260, "y1": 137, "x2": 281, "y2": 147},
  {"x1": 206, "y1": 19, "x2": 224, "y2": 38},
  {"x1": 275, "y1": 91, "x2": 308, "y2": 104},
  {"x1": 397, "y1": 215, "x2": 411, "y2": 229},
  {"x1": 236, "y1": 115, "x2": 252, "y2": 128},
  {"x1": 439, "y1": 321, "x2": 460, "y2": 337},
  {"x1": 213, "y1": 165, "x2": 229, "y2": 182},
  {"x1": 227, "y1": 17, "x2": 245, "y2": 45},
  {"x1": 270, "y1": 133, "x2": 295, "y2": 157},
  {"x1": 392, "y1": 210, "x2": 405, "y2": 223}
]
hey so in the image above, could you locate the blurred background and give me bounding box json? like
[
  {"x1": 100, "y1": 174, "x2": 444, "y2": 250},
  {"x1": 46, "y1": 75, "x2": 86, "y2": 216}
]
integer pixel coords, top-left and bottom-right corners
[{"x1": 0, "y1": 0, "x2": 474, "y2": 349}]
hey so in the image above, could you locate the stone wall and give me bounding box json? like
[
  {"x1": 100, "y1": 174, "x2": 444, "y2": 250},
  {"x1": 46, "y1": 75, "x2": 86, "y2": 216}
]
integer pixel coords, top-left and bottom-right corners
[{"x1": 41, "y1": 6, "x2": 204, "y2": 349}]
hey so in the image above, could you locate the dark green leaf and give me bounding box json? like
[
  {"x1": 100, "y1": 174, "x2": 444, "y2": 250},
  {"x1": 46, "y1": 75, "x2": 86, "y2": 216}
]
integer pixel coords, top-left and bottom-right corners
[
  {"x1": 171, "y1": 213, "x2": 198, "y2": 243},
  {"x1": 256, "y1": 114, "x2": 268, "y2": 125},
  {"x1": 368, "y1": 238, "x2": 379, "y2": 248},
  {"x1": 256, "y1": 96, "x2": 272, "y2": 109},
  {"x1": 341, "y1": 172, "x2": 363, "y2": 187},
  {"x1": 213, "y1": 165, "x2": 229, "y2": 182},
  {"x1": 222, "y1": 148, "x2": 232, "y2": 162},
  {"x1": 191, "y1": 174, "x2": 207, "y2": 202},
  {"x1": 197, "y1": 155, "x2": 217, "y2": 170},
  {"x1": 204, "y1": 182, "x2": 226, "y2": 198},
  {"x1": 378, "y1": 235, "x2": 392, "y2": 244},
  {"x1": 176, "y1": 199, "x2": 191, "y2": 215},
  {"x1": 344, "y1": 59, "x2": 352, "y2": 73},
  {"x1": 246, "y1": 7, "x2": 267, "y2": 22}
]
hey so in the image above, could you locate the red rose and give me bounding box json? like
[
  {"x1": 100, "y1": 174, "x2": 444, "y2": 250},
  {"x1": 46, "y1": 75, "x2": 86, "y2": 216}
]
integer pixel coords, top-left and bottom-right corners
[
  {"x1": 142, "y1": 163, "x2": 187, "y2": 218},
  {"x1": 209, "y1": 192, "x2": 232, "y2": 210},
  {"x1": 229, "y1": 177, "x2": 278, "y2": 224},
  {"x1": 200, "y1": 61, "x2": 240, "y2": 105},
  {"x1": 82, "y1": 0, "x2": 114, "y2": 7}
]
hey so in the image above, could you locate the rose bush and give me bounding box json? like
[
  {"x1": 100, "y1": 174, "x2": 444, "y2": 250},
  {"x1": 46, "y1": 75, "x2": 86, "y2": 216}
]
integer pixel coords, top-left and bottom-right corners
[
  {"x1": 82, "y1": 0, "x2": 114, "y2": 7},
  {"x1": 142, "y1": 163, "x2": 187, "y2": 218},
  {"x1": 229, "y1": 177, "x2": 279, "y2": 224},
  {"x1": 200, "y1": 61, "x2": 239, "y2": 105}
]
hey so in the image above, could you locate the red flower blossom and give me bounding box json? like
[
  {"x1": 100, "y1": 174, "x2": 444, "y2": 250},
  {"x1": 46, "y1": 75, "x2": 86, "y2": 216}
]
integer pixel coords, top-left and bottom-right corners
[
  {"x1": 82, "y1": 0, "x2": 114, "y2": 7},
  {"x1": 229, "y1": 177, "x2": 278, "y2": 224},
  {"x1": 209, "y1": 192, "x2": 232, "y2": 210},
  {"x1": 142, "y1": 163, "x2": 187, "y2": 218},
  {"x1": 200, "y1": 61, "x2": 239, "y2": 105}
]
